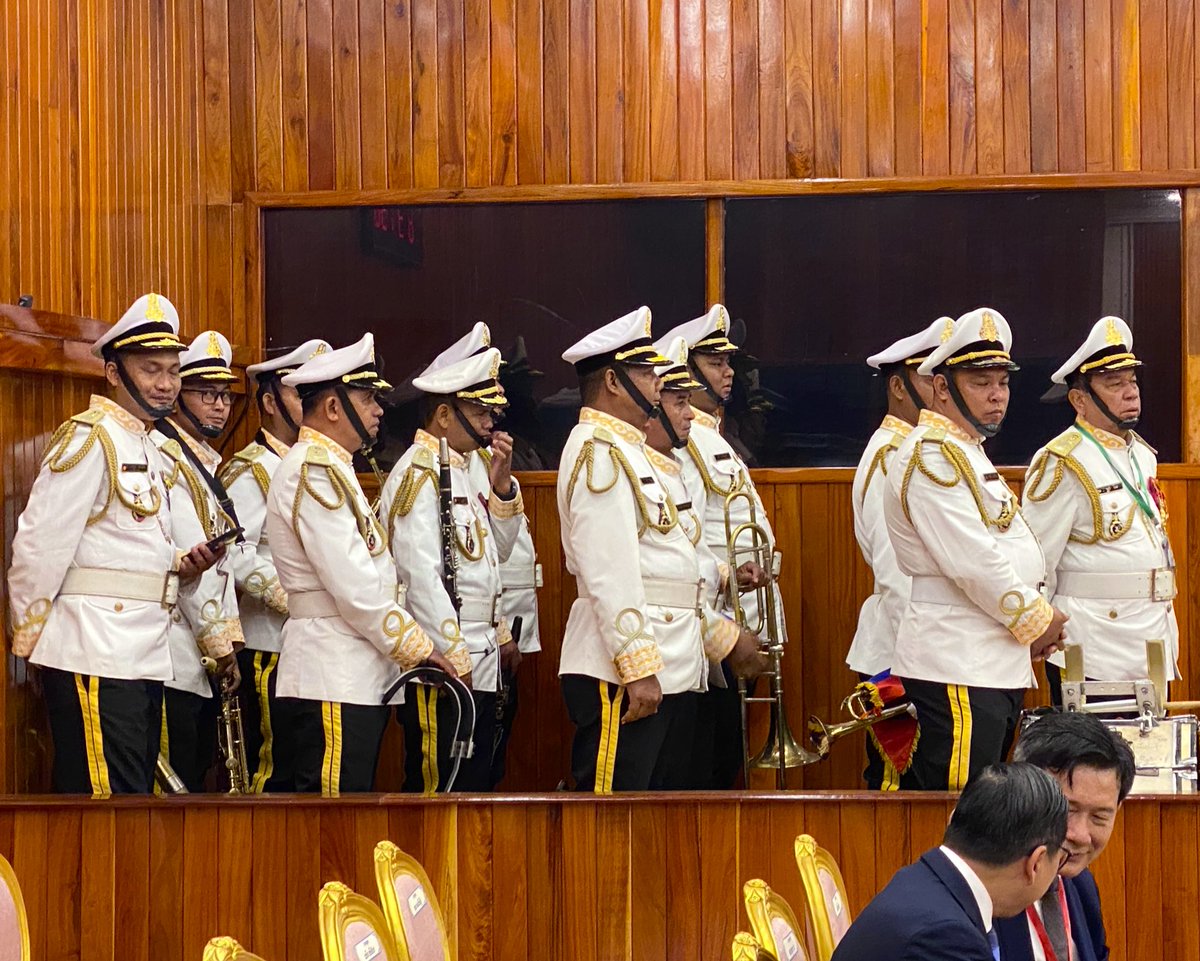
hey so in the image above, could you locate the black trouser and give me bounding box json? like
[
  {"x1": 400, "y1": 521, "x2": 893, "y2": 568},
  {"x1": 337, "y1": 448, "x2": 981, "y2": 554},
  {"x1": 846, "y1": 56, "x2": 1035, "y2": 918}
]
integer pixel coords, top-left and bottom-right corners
[
  {"x1": 400, "y1": 682, "x2": 497, "y2": 793},
  {"x1": 692, "y1": 662, "x2": 745, "y2": 789},
  {"x1": 489, "y1": 668, "x2": 520, "y2": 790},
  {"x1": 162, "y1": 686, "x2": 218, "y2": 792},
  {"x1": 561, "y1": 674, "x2": 697, "y2": 793},
  {"x1": 41, "y1": 667, "x2": 162, "y2": 794},
  {"x1": 898, "y1": 677, "x2": 1025, "y2": 791},
  {"x1": 282, "y1": 697, "x2": 390, "y2": 795},
  {"x1": 858, "y1": 673, "x2": 902, "y2": 791},
  {"x1": 237, "y1": 648, "x2": 293, "y2": 792}
]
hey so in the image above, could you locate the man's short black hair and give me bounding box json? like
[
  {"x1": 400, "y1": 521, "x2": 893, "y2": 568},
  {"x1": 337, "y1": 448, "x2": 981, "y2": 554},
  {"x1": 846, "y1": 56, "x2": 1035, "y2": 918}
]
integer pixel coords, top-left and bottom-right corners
[
  {"x1": 300, "y1": 385, "x2": 335, "y2": 417},
  {"x1": 943, "y1": 763, "x2": 1067, "y2": 867},
  {"x1": 1014, "y1": 711, "x2": 1137, "y2": 803},
  {"x1": 420, "y1": 393, "x2": 454, "y2": 427}
]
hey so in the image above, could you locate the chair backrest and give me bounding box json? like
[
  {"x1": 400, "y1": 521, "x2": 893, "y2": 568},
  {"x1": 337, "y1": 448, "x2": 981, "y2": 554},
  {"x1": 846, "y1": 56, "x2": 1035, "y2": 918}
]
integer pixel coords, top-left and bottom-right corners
[
  {"x1": 372, "y1": 841, "x2": 451, "y2": 961},
  {"x1": 0, "y1": 855, "x2": 30, "y2": 961},
  {"x1": 792, "y1": 835, "x2": 852, "y2": 961},
  {"x1": 202, "y1": 936, "x2": 269, "y2": 961},
  {"x1": 318, "y1": 881, "x2": 402, "y2": 961},
  {"x1": 732, "y1": 931, "x2": 769, "y2": 961},
  {"x1": 743, "y1": 879, "x2": 808, "y2": 961}
]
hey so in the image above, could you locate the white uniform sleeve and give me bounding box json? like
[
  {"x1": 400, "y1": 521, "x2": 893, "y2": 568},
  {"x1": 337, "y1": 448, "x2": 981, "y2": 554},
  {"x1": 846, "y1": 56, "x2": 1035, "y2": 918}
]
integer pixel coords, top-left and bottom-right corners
[
  {"x1": 487, "y1": 479, "x2": 524, "y2": 563},
  {"x1": 224, "y1": 466, "x2": 288, "y2": 615},
  {"x1": 1021, "y1": 451, "x2": 1083, "y2": 598},
  {"x1": 863, "y1": 451, "x2": 909, "y2": 639}
]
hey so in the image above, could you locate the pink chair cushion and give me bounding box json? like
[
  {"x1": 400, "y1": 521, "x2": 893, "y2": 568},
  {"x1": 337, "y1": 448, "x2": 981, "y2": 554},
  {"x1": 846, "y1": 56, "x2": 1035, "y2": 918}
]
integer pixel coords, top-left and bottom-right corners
[
  {"x1": 394, "y1": 873, "x2": 447, "y2": 961},
  {"x1": 819, "y1": 868, "x2": 851, "y2": 943},
  {"x1": 770, "y1": 916, "x2": 805, "y2": 961},
  {"x1": 343, "y1": 919, "x2": 389, "y2": 961},
  {"x1": 0, "y1": 885, "x2": 21, "y2": 961}
]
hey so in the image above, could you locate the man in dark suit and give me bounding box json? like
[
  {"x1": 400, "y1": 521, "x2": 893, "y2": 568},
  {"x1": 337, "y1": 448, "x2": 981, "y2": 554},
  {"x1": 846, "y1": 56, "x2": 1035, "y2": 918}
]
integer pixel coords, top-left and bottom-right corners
[
  {"x1": 833, "y1": 763, "x2": 1068, "y2": 961},
  {"x1": 995, "y1": 711, "x2": 1136, "y2": 961}
]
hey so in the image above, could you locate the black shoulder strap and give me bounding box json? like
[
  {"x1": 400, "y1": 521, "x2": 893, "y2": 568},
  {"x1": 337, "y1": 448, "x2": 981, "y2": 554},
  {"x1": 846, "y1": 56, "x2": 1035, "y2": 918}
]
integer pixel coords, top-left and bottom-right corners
[{"x1": 155, "y1": 418, "x2": 243, "y2": 538}]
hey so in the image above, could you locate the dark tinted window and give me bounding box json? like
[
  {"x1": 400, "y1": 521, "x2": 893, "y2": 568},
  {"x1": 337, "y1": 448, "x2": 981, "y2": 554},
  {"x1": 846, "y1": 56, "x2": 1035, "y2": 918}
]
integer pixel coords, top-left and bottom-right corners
[
  {"x1": 724, "y1": 189, "x2": 1181, "y2": 465},
  {"x1": 264, "y1": 201, "x2": 707, "y2": 467}
]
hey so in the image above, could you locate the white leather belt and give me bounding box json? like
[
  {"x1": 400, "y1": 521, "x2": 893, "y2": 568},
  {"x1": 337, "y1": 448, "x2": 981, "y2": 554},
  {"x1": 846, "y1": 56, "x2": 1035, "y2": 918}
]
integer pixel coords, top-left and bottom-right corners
[
  {"x1": 458, "y1": 592, "x2": 501, "y2": 626},
  {"x1": 501, "y1": 563, "x2": 543, "y2": 591},
  {"x1": 909, "y1": 575, "x2": 972, "y2": 608},
  {"x1": 1057, "y1": 569, "x2": 1177, "y2": 602},
  {"x1": 59, "y1": 567, "x2": 179, "y2": 608},
  {"x1": 291, "y1": 584, "x2": 409, "y2": 619},
  {"x1": 577, "y1": 576, "x2": 704, "y2": 615}
]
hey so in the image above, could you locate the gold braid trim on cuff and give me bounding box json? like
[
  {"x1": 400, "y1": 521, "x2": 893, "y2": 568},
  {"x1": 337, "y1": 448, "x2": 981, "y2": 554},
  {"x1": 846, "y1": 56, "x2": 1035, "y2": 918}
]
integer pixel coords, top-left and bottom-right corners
[
  {"x1": 702, "y1": 613, "x2": 742, "y2": 661},
  {"x1": 1004, "y1": 593, "x2": 1054, "y2": 646},
  {"x1": 11, "y1": 598, "x2": 52, "y2": 657},
  {"x1": 197, "y1": 610, "x2": 244, "y2": 658},
  {"x1": 243, "y1": 570, "x2": 288, "y2": 615},
  {"x1": 488, "y1": 486, "x2": 524, "y2": 518},
  {"x1": 614, "y1": 643, "x2": 665, "y2": 683},
  {"x1": 384, "y1": 609, "x2": 434, "y2": 668}
]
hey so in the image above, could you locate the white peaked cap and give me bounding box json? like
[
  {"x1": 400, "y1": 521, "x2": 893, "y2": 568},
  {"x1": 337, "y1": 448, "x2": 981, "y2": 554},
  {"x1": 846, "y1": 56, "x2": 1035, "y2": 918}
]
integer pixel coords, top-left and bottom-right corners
[
  {"x1": 412, "y1": 346, "x2": 506, "y2": 406},
  {"x1": 246, "y1": 339, "x2": 333, "y2": 383},
  {"x1": 282, "y1": 332, "x2": 393, "y2": 394},
  {"x1": 1050, "y1": 316, "x2": 1141, "y2": 384},
  {"x1": 866, "y1": 317, "x2": 953, "y2": 369},
  {"x1": 916, "y1": 308, "x2": 1019, "y2": 376},
  {"x1": 92, "y1": 293, "x2": 185, "y2": 357}
]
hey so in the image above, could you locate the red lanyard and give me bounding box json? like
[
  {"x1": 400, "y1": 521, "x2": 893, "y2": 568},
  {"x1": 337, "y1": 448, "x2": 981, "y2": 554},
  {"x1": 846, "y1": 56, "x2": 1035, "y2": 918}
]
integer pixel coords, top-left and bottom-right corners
[{"x1": 1026, "y1": 881, "x2": 1072, "y2": 961}]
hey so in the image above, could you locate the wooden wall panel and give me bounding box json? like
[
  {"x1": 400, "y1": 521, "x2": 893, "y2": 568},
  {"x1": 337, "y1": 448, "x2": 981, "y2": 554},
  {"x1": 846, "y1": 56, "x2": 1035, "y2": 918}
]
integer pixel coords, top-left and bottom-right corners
[{"x1": 0, "y1": 794, "x2": 1191, "y2": 961}]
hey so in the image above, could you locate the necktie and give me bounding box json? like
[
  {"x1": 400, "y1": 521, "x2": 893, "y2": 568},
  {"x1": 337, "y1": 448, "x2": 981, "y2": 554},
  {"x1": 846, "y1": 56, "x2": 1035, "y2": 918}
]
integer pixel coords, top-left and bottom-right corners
[
  {"x1": 987, "y1": 927, "x2": 1001, "y2": 961},
  {"x1": 1039, "y1": 878, "x2": 1070, "y2": 960}
]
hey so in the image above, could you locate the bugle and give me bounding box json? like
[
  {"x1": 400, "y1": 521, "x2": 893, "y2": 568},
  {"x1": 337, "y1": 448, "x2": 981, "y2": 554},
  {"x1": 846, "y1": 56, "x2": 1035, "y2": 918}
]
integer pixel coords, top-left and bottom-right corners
[{"x1": 202, "y1": 656, "x2": 251, "y2": 794}]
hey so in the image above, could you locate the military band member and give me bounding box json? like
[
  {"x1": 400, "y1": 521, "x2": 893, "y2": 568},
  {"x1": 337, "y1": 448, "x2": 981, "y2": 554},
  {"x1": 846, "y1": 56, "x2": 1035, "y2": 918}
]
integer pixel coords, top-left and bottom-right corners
[
  {"x1": 381, "y1": 345, "x2": 524, "y2": 792},
  {"x1": 7, "y1": 294, "x2": 221, "y2": 793},
  {"x1": 663, "y1": 304, "x2": 786, "y2": 789},
  {"x1": 642, "y1": 335, "x2": 769, "y2": 788},
  {"x1": 849, "y1": 318, "x2": 945, "y2": 790},
  {"x1": 1023, "y1": 316, "x2": 1178, "y2": 699},
  {"x1": 150, "y1": 331, "x2": 245, "y2": 791},
  {"x1": 883, "y1": 308, "x2": 1067, "y2": 790},
  {"x1": 558, "y1": 308, "x2": 743, "y2": 793},
  {"x1": 265, "y1": 334, "x2": 455, "y2": 794},
  {"x1": 220, "y1": 338, "x2": 331, "y2": 792}
]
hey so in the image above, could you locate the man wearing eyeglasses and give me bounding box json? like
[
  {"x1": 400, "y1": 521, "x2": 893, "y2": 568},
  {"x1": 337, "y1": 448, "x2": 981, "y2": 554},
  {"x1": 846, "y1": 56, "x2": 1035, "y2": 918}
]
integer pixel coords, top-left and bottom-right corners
[
  {"x1": 149, "y1": 330, "x2": 245, "y2": 790},
  {"x1": 994, "y1": 711, "x2": 1135, "y2": 961},
  {"x1": 380, "y1": 339, "x2": 524, "y2": 792}
]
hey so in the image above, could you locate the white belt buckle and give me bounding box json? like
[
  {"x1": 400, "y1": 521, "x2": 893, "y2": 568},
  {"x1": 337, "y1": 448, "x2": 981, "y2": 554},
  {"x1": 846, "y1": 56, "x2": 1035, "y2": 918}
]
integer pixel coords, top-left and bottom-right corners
[
  {"x1": 161, "y1": 572, "x2": 180, "y2": 609},
  {"x1": 396, "y1": 583, "x2": 409, "y2": 609},
  {"x1": 1151, "y1": 568, "x2": 1177, "y2": 602},
  {"x1": 534, "y1": 563, "x2": 544, "y2": 589},
  {"x1": 693, "y1": 578, "x2": 705, "y2": 617}
]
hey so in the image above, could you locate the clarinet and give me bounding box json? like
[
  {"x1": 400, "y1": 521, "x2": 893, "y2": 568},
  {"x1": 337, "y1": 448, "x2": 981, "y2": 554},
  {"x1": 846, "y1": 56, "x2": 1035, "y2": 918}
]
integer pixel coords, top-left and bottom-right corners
[{"x1": 438, "y1": 438, "x2": 461, "y2": 613}]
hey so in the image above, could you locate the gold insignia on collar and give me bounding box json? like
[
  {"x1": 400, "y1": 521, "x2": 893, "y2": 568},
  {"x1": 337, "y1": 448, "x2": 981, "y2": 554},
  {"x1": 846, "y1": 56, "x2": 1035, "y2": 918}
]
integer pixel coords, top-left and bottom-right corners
[
  {"x1": 1105, "y1": 318, "x2": 1122, "y2": 345},
  {"x1": 980, "y1": 311, "x2": 998, "y2": 342},
  {"x1": 940, "y1": 318, "x2": 955, "y2": 342}
]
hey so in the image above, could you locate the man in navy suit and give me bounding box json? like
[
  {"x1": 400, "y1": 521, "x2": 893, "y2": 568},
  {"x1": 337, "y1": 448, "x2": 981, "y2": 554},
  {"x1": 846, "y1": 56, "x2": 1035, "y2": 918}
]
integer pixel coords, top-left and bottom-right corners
[
  {"x1": 995, "y1": 711, "x2": 1136, "y2": 961},
  {"x1": 833, "y1": 763, "x2": 1068, "y2": 961}
]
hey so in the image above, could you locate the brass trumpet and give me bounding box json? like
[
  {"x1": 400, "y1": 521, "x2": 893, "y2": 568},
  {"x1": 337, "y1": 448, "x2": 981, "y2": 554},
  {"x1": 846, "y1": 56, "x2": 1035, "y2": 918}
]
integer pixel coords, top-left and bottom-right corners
[
  {"x1": 807, "y1": 701, "x2": 918, "y2": 760},
  {"x1": 725, "y1": 489, "x2": 817, "y2": 788}
]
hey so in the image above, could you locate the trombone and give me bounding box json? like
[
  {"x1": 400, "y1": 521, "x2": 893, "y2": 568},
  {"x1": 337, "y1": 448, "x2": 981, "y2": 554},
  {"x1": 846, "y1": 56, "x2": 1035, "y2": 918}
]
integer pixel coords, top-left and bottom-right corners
[{"x1": 724, "y1": 489, "x2": 817, "y2": 788}]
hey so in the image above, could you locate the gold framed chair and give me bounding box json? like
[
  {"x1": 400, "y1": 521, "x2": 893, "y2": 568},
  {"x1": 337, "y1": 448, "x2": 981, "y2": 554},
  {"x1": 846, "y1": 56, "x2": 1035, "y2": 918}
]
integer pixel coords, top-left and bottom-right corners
[
  {"x1": 793, "y1": 834, "x2": 852, "y2": 961},
  {"x1": 372, "y1": 841, "x2": 452, "y2": 961},
  {"x1": 318, "y1": 881, "x2": 402, "y2": 961},
  {"x1": 0, "y1": 854, "x2": 31, "y2": 961},
  {"x1": 202, "y1": 936, "x2": 269, "y2": 961},
  {"x1": 732, "y1": 930, "x2": 769, "y2": 961},
  {"x1": 743, "y1": 878, "x2": 808, "y2": 961}
]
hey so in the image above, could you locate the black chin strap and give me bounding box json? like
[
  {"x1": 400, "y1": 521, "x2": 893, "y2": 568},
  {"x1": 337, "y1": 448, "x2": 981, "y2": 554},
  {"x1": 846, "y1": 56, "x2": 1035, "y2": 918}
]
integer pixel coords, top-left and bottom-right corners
[
  {"x1": 177, "y1": 392, "x2": 222, "y2": 439},
  {"x1": 112, "y1": 354, "x2": 174, "y2": 420},
  {"x1": 1084, "y1": 377, "x2": 1139, "y2": 431},
  {"x1": 900, "y1": 368, "x2": 927, "y2": 413},
  {"x1": 944, "y1": 369, "x2": 1003, "y2": 439},
  {"x1": 689, "y1": 357, "x2": 725, "y2": 406},
  {"x1": 452, "y1": 402, "x2": 490, "y2": 450},
  {"x1": 612, "y1": 364, "x2": 660, "y2": 420},
  {"x1": 269, "y1": 379, "x2": 300, "y2": 435},
  {"x1": 153, "y1": 417, "x2": 243, "y2": 540},
  {"x1": 656, "y1": 403, "x2": 686, "y2": 449},
  {"x1": 333, "y1": 384, "x2": 378, "y2": 456}
]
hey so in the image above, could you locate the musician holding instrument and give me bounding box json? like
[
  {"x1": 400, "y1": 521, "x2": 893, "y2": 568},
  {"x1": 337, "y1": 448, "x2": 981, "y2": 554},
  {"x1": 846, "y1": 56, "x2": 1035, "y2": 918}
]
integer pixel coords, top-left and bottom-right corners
[
  {"x1": 883, "y1": 309, "x2": 1067, "y2": 790},
  {"x1": 849, "y1": 319, "x2": 944, "y2": 790},
  {"x1": 381, "y1": 343, "x2": 524, "y2": 792},
  {"x1": 7, "y1": 295, "x2": 222, "y2": 794},
  {"x1": 149, "y1": 331, "x2": 246, "y2": 791},
  {"x1": 219, "y1": 339, "x2": 331, "y2": 792},
  {"x1": 1022, "y1": 317, "x2": 1179, "y2": 703},
  {"x1": 664, "y1": 305, "x2": 784, "y2": 790},
  {"x1": 641, "y1": 335, "x2": 769, "y2": 788},
  {"x1": 265, "y1": 334, "x2": 455, "y2": 794}
]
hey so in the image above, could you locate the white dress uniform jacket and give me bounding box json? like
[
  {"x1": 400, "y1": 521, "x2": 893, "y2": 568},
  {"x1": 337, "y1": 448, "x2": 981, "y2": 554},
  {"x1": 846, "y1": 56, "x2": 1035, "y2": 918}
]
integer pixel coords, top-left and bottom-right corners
[
  {"x1": 265, "y1": 427, "x2": 433, "y2": 705},
  {"x1": 557, "y1": 408, "x2": 733, "y2": 695},
  {"x1": 680, "y1": 408, "x2": 788, "y2": 644},
  {"x1": 1023, "y1": 421, "x2": 1179, "y2": 680},
  {"x1": 219, "y1": 431, "x2": 290, "y2": 653},
  {"x1": 8, "y1": 395, "x2": 183, "y2": 681},
  {"x1": 474, "y1": 449, "x2": 542, "y2": 654},
  {"x1": 380, "y1": 430, "x2": 524, "y2": 692},
  {"x1": 884, "y1": 410, "x2": 1052, "y2": 690},
  {"x1": 151, "y1": 424, "x2": 244, "y2": 696},
  {"x1": 847, "y1": 415, "x2": 914, "y2": 675}
]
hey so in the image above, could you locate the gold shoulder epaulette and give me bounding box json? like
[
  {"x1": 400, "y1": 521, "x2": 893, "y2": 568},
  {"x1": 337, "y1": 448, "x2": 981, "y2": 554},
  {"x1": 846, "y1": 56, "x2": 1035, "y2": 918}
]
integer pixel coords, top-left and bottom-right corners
[
  {"x1": 70, "y1": 407, "x2": 106, "y2": 427},
  {"x1": 412, "y1": 446, "x2": 435, "y2": 469},
  {"x1": 305, "y1": 444, "x2": 332, "y2": 466},
  {"x1": 159, "y1": 438, "x2": 185, "y2": 463},
  {"x1": 592, "y1": 426, "x2": 615, "y2": 445},
  {"x1": 1046, "y1": 430, "x2": 1082, "y2": 458},
  {"x1": 236, "y1": 443, "x2": 268, "y2": 462},
  {"x1": 921, "y1": 426, "x2": 946, "y2": 444}
]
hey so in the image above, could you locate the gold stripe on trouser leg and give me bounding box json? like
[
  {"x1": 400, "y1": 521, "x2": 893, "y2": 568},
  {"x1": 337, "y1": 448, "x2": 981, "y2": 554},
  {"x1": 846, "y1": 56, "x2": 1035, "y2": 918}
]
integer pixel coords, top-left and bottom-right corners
[
  {"x1": 417, "y1": 686, "x2": 440, "y2": 795},
  {"x1": 75, "y1": 674, "x2": 112, "y2": 795},
  {"x1": 881, "y1": 758, "x2": 900, "y2": 792},
  {"x1": 321, "y1": 702, "x2": 343, "y2": 797},
  {"x1": 947, "y1": 685, "x2": 973, "y2": 791},
  {"x1": 250, "y1": 653, "x2": 278, "y2": 793},
  {"x1": 594, "y1": 683, "x2": 624, "y2": 795}
]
